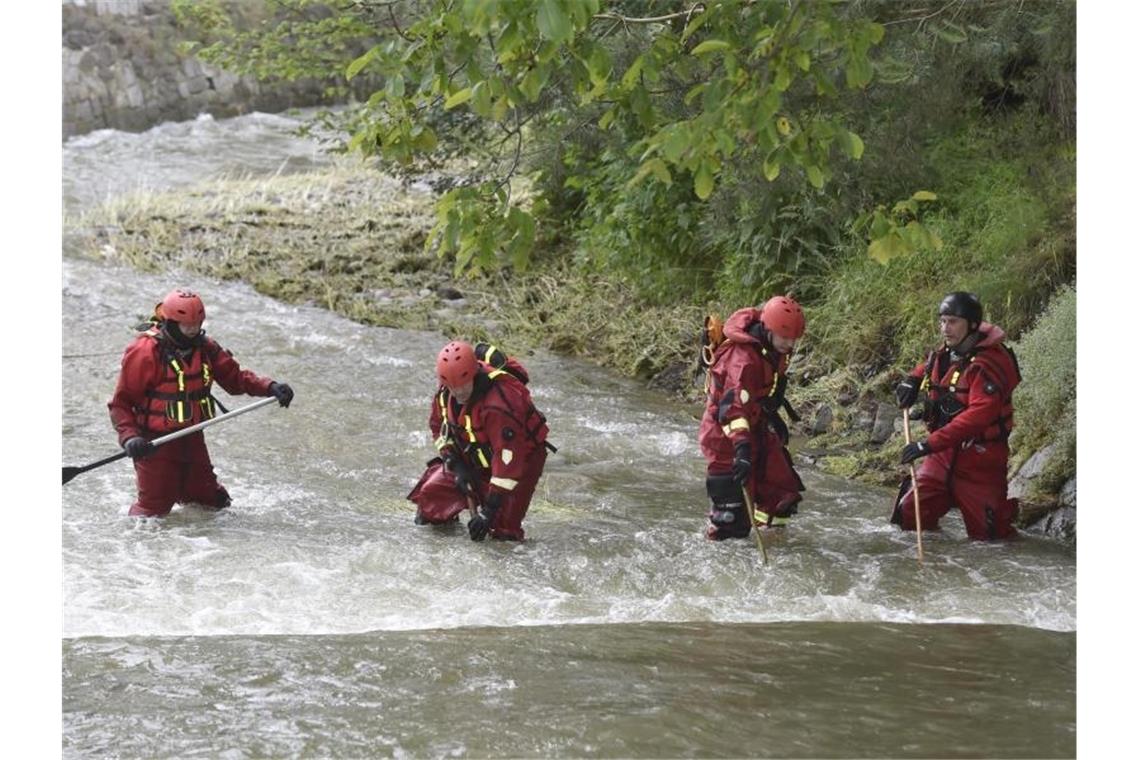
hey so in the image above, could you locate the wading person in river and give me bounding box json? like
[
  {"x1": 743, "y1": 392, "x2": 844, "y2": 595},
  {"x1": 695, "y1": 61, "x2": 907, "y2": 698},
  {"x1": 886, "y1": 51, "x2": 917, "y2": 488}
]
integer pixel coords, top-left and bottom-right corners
[
  {"x1": 892, "y1": 291, "x2": 1021, "y2": 540},
  {"x1": 408, "y1": 340, "x2": 552, "y2": 541},
  {"x1": 108, "y1": 288, "x2": 295, "y2": 517},
  {"x1": 698, "y1": 296, "x2": 806, "y2": 540}
]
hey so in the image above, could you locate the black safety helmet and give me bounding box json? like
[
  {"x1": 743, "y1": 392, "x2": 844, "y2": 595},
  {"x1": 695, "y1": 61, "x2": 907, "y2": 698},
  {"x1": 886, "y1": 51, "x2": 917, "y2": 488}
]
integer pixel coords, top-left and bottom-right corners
[{"x1": 939, "y1": 291, "x2": 983, "y2": 329}]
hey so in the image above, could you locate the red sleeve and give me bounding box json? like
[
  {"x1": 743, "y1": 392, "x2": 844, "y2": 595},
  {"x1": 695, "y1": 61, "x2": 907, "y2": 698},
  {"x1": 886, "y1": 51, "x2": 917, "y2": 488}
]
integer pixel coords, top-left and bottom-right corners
[
  {"x1": 715, "y1": 345, "x2": 772, "y2": 446},
  {"x1": 107, "y1": 338, "x2": 159, "y2": 445},
  {"x1": 481, "y1": 387, "x2": 542, "y2": 495},
  {"x1": 205, "y1": 339, "x2": 274, "y2": 397}
]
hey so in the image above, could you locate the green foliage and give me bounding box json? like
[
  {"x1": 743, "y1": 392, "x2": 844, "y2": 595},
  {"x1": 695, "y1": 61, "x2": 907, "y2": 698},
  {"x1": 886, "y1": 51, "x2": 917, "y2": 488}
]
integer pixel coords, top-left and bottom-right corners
[
  {"x1": 854, "y1": 191, "x2": 943, "y2": 264},
  {"x1": 428, "y1": 182, "x2": 541, "y2": 275},
  {"x1": 1008, "y1": 285, "x2": 1076, "y2": 482},
  {"x1": 175, "y1": 0, "x2": 377, "y2": 90},
  {"x1": 176, "y1": 0, "x2": 889, "y2": 275},
  {"x1": 802, "y1": 112, "x2": 1074, "y2": 377}
]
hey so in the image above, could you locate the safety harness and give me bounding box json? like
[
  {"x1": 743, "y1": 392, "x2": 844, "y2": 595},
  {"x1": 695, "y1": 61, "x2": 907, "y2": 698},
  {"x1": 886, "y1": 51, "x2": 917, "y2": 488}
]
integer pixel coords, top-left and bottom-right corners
[
  {"x1": 139, "y1": 328, "x2": 219, "y2": 431},
  {"x1": 919, "y1": 341, "x2": 1020, "y2": 443},
  {"x1": 434, "y1": 365, "x2": 555, "y2": 475}
]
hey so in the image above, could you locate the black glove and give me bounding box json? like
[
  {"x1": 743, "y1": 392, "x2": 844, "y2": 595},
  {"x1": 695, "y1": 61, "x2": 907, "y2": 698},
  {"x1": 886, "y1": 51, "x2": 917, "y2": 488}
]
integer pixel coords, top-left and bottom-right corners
[
  {"x1": 124, "y1": 436, "x2": 154, "y2": 460},
  {"x1": 269, "y1": 382, "x2": 294, "y2": 408},
  {"x1": 731, "y1": 440, "x2": 752, "y2": 485},
  {"x1": 895, "y1": 377, "x2": 920, "y2": 408},
  {"x1": 468, "y1": 492, "x2": 502, "y2": 541},
  {"x1": 445, "y1": 453, "x2": 475, "y2": 496},
  {"x1": 900, "y1": 440, "x2": 930, "y2": 465}
]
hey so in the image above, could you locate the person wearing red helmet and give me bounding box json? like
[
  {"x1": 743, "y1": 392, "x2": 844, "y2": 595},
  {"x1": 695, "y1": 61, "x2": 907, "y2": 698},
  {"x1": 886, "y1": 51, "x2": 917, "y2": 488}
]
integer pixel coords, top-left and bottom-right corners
[
  {"x1": 407, "y1": 340, "x2": 552, "y2": 541},
  {"x1": 891, "y1": 291, "x2": 1021, "y2": 540},
  {"x1": 107, "y1": 288, "x2": 295, "y2": 517},
  {"x1": 697, "y1": 296, "x2": 806, "y2": 539}
]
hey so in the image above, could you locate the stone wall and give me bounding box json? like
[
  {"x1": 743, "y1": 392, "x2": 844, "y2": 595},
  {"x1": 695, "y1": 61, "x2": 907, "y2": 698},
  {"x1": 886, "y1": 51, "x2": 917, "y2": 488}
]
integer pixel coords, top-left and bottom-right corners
[{"x1": 62, "y1": 0, "x2": 350, "y2": 138}]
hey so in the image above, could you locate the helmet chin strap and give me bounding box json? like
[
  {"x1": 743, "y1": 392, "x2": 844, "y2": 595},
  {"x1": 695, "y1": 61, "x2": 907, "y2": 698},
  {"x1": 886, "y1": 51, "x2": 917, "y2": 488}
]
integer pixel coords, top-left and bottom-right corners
[{"x1": 162, "y1": 320, "x2": 203, "y2": 350}]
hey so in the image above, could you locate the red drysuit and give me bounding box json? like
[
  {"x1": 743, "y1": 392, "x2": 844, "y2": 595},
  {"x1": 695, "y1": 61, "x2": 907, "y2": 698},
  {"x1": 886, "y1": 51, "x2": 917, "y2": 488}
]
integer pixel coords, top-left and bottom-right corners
[
  {"x1": 893, "y1": 321, "x2": 1021, "y2": 540},
  {"x1": 409, "y1": 356, "x2": 550, "y2": 540},
  {"x1": 108, "y1": 327, "x2": 275, "y2": 517},
  {"x1": 698, "y1": 307, "x2": 804, "y2": 538}
]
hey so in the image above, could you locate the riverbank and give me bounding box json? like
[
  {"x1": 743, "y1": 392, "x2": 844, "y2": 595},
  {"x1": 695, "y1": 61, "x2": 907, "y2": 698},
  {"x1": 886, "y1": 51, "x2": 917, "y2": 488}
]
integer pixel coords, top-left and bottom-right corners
[{"x1": 68, "y1": 158, "x2": 1074, "y2": 539}]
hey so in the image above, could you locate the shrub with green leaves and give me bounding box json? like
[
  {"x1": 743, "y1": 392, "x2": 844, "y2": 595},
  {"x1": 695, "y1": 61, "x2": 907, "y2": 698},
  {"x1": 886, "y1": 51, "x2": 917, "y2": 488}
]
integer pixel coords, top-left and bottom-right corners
[{"x1": 1008, "y1": 285, "x2": 1076, "y2": 489}]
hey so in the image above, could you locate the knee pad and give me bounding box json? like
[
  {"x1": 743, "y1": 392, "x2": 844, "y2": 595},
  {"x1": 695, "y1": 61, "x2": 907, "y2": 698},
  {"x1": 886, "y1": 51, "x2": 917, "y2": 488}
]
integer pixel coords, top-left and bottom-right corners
[
  {"x1": 705, "y1": 473, "x2": 750, "y2": 539},
  {"x1": 706, "y1": 473, "x2": 742, "y2": 503}
]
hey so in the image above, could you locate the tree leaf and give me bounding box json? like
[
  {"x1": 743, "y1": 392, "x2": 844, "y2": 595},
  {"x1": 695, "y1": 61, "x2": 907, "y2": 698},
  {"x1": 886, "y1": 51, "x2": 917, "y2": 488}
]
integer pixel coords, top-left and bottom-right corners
[
  {"x1": 536, "y1": 1, "x2": 572, "y2": 44},
  {"x1": 911, "y1": 190, "x2": 938, "y2": 202},
  {"x1": 587, "y1": 43, "x2": 612, "y2": 87},
  {"x1": 762, "y1": 151, "x2": 781, "y2": 181},
  {"x1": 444, "y1": 87, "x2": 473, "y2": 110},
  {"x1": 346, "y1": 46, "x2": 376, "y2": 81},
  {"x1": 806, "y1": 165, "x2": 824, "y2": 188},
  {"x1": 845, "y1": 55, "x2": 873, "y2": 88},
  {"x1": 629, "y1": 158, "x2": 672, "y2": 188},
  {"x1": 681, "y1": 8, "x2": 712, "y2": 42},
  {"x1": 691, "y1": 39, "x2": 732, "y2": 55},
  {"x1": 694, "y1": 161, "x2": 715, "y2": 199},
  {"x1": 868, "y1": 232, "x2": 908, "y2": 264},
  {"x1": 621, "y1": 55, "x2": 644, "y2": 90},
  {"x1": 774, "y1": 64, "x2": 792, "y2": 92}
]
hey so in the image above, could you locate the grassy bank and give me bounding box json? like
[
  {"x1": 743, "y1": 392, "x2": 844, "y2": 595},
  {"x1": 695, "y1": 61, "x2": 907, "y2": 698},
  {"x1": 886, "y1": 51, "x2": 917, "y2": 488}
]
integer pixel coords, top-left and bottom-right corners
[{"x1": 71, "y1": 159, "x2": 705, "y2": 386}]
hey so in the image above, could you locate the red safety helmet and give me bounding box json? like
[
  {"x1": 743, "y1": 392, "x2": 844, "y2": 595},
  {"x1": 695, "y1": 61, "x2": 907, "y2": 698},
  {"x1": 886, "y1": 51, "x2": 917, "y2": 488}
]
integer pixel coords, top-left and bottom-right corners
[
  {"x1": 760, "y1": 295, "x2": 805, "y2": 340},
  {"x1": 161, "y1": 288, "x2": 206, "y2": 324},
  {"x1": 437, "y1": 340, "x2": 478, "y2": 389}
]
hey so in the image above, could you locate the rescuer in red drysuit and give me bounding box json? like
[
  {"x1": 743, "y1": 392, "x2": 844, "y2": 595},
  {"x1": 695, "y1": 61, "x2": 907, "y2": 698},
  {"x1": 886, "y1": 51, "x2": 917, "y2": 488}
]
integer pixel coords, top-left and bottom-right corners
[
  {"x1": 892, "y1": 291, "x2": 1021, "y2": 540},
  {"x1": 407, "y1": 340, "x2": 552, "y2": 541},
  {"x1": 698, "y1": 296, "x2": 806, "y2": 539},
  {"x1": 108, "y1": 288, "x2": 294, "y2": 517}
]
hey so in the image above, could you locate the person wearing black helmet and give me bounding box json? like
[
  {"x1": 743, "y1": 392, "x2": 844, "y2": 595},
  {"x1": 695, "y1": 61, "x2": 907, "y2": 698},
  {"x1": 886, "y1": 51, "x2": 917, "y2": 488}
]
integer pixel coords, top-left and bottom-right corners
[
  {"x1": 891, "y1": 291, "x2": 1021, "y2": 540},
  {"x1": 107, "y1": 288, "x2": 295, "y2": 517}
]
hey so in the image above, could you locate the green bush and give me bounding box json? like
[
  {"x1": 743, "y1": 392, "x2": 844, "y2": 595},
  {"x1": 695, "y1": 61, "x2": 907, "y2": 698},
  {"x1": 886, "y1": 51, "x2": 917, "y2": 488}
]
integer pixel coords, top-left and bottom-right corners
[{"x1": 1008, "y1": 284, "x2": 1076, "y2": 486}]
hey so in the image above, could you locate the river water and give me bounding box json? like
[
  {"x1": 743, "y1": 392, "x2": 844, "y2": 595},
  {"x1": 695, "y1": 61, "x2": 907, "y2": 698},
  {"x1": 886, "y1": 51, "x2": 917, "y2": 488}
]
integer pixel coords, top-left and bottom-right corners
[{"x1": 61, "y1": 112, "x2": 1076, "y2": 758}]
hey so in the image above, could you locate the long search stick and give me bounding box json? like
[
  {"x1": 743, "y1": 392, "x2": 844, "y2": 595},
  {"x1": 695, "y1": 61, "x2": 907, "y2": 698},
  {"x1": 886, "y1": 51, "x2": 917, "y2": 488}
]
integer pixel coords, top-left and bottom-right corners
[
  {"x1": 62, "y1": 396, "x2": 278, "y2": 485},
  {"x1": 741, "y1": 487, "x2": 770, "y2": 566},
  {"x1": 903, "y1": 406, "x2": 925, "y2": 564}
]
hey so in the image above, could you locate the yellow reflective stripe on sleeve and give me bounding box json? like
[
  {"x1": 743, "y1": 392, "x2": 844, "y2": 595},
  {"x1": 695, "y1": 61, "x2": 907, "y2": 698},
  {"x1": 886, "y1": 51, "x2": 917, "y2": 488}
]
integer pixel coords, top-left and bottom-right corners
[
  {"x1": 769, "y1": 372, "x2": 779, "y2": 396},
  {"x1": 722, "y1": 418, "x2": 750, "y2": 436},
  {"x1": 490, "y1": 476, "x2": 518, "y2": 491}
]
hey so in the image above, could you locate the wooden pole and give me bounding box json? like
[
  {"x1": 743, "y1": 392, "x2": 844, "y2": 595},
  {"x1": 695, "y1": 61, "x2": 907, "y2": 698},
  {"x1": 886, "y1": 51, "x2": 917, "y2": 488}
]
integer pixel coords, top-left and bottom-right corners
[
  {"x1": 741, "y1": 486, "x2": 770, "y2": 566},
  {"x1": 903, "y1": 406, "x2": 925, "y2": 564}
]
